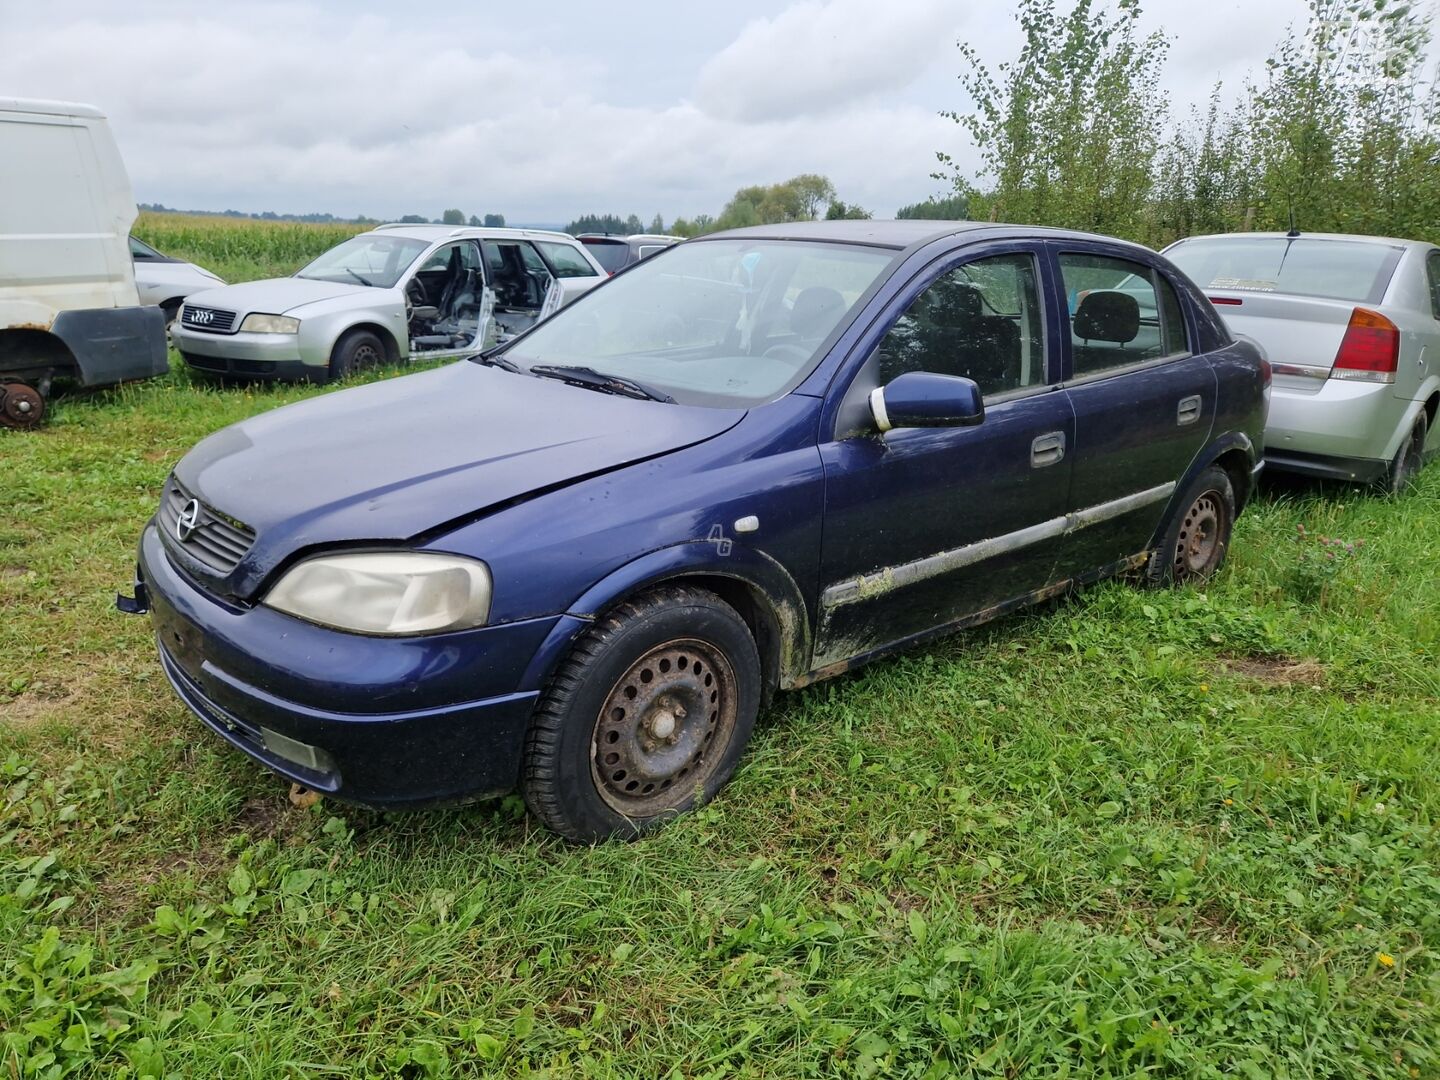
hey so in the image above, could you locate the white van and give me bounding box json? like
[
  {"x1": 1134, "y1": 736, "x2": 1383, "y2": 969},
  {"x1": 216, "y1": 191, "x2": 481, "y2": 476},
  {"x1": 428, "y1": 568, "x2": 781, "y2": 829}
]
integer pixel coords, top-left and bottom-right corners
[{"x1": 0, "y1": 98, "x2": 167, "y2": 428}]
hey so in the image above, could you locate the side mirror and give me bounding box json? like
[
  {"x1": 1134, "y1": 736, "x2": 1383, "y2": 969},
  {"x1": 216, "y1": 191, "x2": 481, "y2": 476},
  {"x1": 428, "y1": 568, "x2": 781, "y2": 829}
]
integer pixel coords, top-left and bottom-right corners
[{"x1": 869, "y1": 371, "x2": 985, "y2": 432}]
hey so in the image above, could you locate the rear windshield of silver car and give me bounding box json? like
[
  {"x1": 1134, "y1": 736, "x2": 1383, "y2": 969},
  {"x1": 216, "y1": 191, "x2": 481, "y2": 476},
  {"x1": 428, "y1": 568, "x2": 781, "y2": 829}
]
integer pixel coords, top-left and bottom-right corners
[
  {"x1": 1167, "y1": 237, "x2": 1404, "y2": 305},
  {"x1": 499, "y1": 238, "x2": 897, "y2": 407},
  {"x1": 580, "y1": 239, "x2": 631, "y2": 274},
  {"x1": 296, "y1": 235, "x2": 429, "y2": 289}
]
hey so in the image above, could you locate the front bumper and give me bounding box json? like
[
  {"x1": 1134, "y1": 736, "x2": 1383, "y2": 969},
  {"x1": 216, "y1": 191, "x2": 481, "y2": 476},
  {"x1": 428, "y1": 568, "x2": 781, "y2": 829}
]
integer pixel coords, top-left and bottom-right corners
[
  {"x1": 172, "y1": 324, "x2": 320, "y2": 380},
  {"x1": 135, "y1": 523, "x2": 562, "y2": 807}
]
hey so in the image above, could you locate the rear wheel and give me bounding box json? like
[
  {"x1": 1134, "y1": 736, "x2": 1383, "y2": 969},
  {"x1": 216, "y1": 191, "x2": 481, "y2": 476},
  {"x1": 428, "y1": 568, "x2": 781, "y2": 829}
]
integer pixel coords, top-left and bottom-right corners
[
  {"x1": 328, "y1": 329, "x2": 385, "y2": 382},
  {"x1": 1384, "y1": 414, "x2": 1426, "y2": 495},
  {"x1": 1148, "y1": 466, "x2": 1235, "y2": 586},
  {"x1": 0, "y1": 380, "x2": 45, "y2": 430},
  {"x1": 522, "y1": 586, "x2": 761, "y2": 842}
]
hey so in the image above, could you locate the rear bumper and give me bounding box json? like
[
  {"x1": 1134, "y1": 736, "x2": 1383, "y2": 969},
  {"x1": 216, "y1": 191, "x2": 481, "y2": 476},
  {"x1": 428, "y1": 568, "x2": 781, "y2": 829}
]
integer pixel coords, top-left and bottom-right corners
[
  {"x1": 1263, "y1": 449, "x2": 1388, "y2": 484},
  {"x1": 1265, "y1": 378, "x2": 1405, "y2": 461},
  {"x1": 136, "y1": 523, "x2": 560, "y2": 808}
]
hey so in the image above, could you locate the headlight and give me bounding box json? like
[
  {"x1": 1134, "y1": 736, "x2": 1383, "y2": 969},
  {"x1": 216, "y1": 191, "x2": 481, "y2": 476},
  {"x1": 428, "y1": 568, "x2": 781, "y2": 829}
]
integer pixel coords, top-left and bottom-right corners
[
  {"x1": 264, "y1": 552, "x2": 491, "y2": 635},
  {"x1": 240, "y1": 313, "x2": 300, "y2": 334}
]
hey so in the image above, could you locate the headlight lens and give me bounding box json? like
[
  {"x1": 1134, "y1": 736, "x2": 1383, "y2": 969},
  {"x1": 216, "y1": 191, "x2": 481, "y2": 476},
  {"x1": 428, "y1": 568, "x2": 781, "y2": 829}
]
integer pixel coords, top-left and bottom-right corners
[
  {"x1": 264, "y1": 552, "x2": 491, "y2": 635},
  {"x1": 240, "y1": 313, "x2": 300, "y2": 334}
]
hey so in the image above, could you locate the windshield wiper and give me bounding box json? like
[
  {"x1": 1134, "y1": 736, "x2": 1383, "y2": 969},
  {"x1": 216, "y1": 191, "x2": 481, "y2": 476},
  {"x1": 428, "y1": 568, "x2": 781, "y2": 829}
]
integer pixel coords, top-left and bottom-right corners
[
  {"x1": 474, "y1": 352, "x2": 521, "y2": 373},
  {"x1": 528, "y1": 364, "x2": 675, "y2": 403},
  {"x1": 345, "y1": 268, "x2": 374, "y2": 287}
]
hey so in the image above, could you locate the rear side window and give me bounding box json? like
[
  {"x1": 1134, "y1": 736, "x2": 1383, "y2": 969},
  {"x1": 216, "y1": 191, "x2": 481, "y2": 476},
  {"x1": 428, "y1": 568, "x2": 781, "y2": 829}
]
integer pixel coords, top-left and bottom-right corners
[
  {"x1": 1166, "y1": 237, "x2": 1403, "y2": 305},
  {"x1": 537, "y1": 241, "x2": 597, "y2": 278},
  {"x1": 875, "y1": 252, "x2": 1045, "y2": 397},
  {"x1": 1059, "y1": 253, "x2": 1187, "y2": 378},
  {"x1": 1427, "y1": 252, "x2": 1440, "y2": 320},
  {"x1": 580, "y1": 239, "x2": 630, "y2": 273}
]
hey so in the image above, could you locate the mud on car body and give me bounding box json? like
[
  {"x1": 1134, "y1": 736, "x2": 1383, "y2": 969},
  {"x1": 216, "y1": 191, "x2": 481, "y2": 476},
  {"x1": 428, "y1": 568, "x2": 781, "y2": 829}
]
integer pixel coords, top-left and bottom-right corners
[{"x1": 122, "y1": 220, "x2": 1268, "y2": 841}]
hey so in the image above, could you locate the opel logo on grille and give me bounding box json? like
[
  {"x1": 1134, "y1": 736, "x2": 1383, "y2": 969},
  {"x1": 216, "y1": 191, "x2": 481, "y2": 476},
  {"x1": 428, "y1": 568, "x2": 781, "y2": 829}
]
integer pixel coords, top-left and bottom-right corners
[
  {"x1": 175, "y1": 498, "x2": 202, "y2": 542},
  {"x1": 190, "y1": 308, "x2": 215, "y2": 324}
]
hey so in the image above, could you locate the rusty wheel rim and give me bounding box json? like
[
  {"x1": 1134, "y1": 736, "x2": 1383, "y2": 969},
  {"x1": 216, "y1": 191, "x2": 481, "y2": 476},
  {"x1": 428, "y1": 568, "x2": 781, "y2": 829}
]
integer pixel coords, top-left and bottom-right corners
[
  {"x1": 1173, "y1": 490, "x2": 1226, "y2": 579},
  {"x1": 0, "y1": 383, "x2": 44, "y2": 430},
  {"x1": 591, "y1": 638, "x2": 737, "y2": 816}
]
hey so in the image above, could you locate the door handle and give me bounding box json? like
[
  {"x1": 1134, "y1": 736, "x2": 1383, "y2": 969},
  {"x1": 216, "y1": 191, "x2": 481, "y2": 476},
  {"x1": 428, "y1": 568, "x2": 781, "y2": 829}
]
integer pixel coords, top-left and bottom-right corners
[
  {"x1": 1030, "y1": 431, "x2": 1066, "y2": 468},
  {"x1": 1177, "y1": 395, "x2": 1202, "y2": 426}
]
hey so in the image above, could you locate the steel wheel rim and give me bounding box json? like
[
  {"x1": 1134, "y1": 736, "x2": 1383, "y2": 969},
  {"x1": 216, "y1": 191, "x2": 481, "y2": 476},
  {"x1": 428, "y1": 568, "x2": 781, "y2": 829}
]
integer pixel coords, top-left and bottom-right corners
[
  {"x1": 590, "y1": 637, "x2": 737, "y2": 816},
  {"x1": 353, "y1": 343, "x2": 381, "y2": 369},
  {"x1": 1174, "y1": 490, "x2": 1225, "y2": 578}
]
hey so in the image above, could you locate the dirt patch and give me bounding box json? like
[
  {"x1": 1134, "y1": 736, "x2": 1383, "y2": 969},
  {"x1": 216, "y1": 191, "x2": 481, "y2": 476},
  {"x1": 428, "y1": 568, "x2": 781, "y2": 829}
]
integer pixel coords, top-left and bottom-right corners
[
  {"x1": 235, "y1": 795, "x2": 289, "y2": 838},
  {"x1": 1, "y1": 565, "x2": 31, "y2": 578},
  {"x1": 1219, "y1": 656, "x2": 1327, "y2": 687},
  {"x1": 1, "y1": 689, "x2": 87, "y2": 731}
]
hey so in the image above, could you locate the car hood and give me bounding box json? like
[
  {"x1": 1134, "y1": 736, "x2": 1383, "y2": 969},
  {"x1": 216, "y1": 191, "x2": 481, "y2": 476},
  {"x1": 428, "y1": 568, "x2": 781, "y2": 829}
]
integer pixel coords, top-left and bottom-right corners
[
  {"x1": 173, "y1": 362, "x2": 746, "y2": 598},
  {"x1": 184, "y1": 277, "x2": 369, "y2": 317}
]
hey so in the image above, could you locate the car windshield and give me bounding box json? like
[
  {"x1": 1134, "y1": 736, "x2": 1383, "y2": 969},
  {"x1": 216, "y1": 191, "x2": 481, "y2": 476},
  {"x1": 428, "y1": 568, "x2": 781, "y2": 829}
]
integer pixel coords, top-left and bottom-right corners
[
  {"x1": 296, "y1": 234, "x2": 429, "y2": 288},
  {"x1": 1167, "y1": 237, "x2": 1403, "y2": 305},
  {"x1": 580, "y1": 239, "x2": 631, "y2": 274},
  {"x1": 498, "y1": 238, "x2": 896, "y2": 407}
]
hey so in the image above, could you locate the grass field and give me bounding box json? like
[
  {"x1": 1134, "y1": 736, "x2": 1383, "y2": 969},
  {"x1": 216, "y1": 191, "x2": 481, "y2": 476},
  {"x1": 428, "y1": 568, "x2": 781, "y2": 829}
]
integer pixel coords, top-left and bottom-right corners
[{"x1": 2, "y1": 222, "x2": 1439, "y2": 1076}]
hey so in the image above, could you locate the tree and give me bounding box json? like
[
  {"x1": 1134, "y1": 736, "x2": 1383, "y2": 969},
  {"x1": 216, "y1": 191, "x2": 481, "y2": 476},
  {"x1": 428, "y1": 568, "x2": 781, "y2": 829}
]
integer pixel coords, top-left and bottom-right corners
[
  {"x1": 564, "y1": 213, "x2": 630, "y2": 235},
  {"x1": 441, "y1": 209, "x2": 465, "y2": 225},
  {"x1": 483, "y1": 213, "x2": 506, "y2": 227},
  {"x1": 825, "y1": 200, "x2": 871, "y2": 220},
  {"x1": 398, "y1": 214, "x2": 428, "y2": 224},
  {"x1": 625, "y1": 214, "x2": 644, "y2": 233},
  {"x1": 648, "y1": 213, "x2": 666, "y2": 234},
  {"x1": 713, "y1": 175, "x2": 839, "y2": 230},
  {"x1": 896, "y1": 194, "x2": 970, "y2": 220},
  {"x1": 936, "y1": 0, "x2": 1168, "y2": 239},
  {"x1": 468, "y1": 215, "x2": 482, "y2": 227}
]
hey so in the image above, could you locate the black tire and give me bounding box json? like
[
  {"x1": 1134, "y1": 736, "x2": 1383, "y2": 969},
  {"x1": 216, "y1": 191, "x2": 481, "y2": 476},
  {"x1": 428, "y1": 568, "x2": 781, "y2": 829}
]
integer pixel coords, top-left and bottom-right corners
[
  {"x1": 522, "y1": 586, "x2": 761, "y2": 842},
  {"x1": 1148, "y1": 465, "x2": 1236, "y2": 586},
  {"x1": 1384, "y1": 414, "x2": 1426, "y2": 495},
  {"x1": 328, "y1": 329, "x2": 385, "y2": 382}
]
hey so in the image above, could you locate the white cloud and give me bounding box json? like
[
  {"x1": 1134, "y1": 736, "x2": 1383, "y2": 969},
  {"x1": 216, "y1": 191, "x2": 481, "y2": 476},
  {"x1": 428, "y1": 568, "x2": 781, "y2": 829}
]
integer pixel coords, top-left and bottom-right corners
[{"x1": 696, "y1": 0, "x2": 963, "y2": 123}]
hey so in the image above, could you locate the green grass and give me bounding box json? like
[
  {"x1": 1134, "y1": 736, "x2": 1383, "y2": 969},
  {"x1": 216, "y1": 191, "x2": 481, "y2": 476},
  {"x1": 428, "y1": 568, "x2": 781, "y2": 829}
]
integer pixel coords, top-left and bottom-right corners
[{"x1": 2, "y1": 361, "x2": 1439, "y2": 1077}]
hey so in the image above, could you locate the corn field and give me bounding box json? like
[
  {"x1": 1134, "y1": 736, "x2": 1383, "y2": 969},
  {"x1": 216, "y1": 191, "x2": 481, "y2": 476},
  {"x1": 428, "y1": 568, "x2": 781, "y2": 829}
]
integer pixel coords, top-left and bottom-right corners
[{"x1": 132, "y1": 211, "x2": 368, "y2": 283}]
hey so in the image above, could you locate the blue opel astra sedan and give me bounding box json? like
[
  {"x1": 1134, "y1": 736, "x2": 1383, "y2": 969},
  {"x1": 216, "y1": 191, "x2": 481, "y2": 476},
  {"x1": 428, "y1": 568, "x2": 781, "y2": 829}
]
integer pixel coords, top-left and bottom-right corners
[{"x1": 122, "y1": 221, "x2": 1268, "y2": 841}]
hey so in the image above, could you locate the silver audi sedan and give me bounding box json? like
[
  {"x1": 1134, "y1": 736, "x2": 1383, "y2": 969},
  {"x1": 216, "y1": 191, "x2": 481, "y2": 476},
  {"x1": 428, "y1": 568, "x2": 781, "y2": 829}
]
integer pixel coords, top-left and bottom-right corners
[
  {"x1": 171, "y1": 225, "x2": 606, "y2": 382},
  {"x1": 1166, "y1": 232, "x2": 1440, "y2": 491}
]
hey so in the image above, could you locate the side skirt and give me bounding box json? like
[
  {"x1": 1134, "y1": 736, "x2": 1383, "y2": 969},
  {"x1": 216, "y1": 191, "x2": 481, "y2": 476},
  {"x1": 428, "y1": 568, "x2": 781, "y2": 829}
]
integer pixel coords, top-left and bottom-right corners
[{"x1": 788, "y1": 551, "x2": 1150, "y2": 690}]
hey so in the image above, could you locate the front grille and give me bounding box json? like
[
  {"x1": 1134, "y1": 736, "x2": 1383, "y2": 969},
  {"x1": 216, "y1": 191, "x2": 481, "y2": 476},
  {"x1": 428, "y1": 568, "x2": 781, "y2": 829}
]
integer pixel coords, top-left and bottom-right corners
[
  {"x1": 157, "y1": 477, "x2": 256, "y2": 574},
  {"x1": 180, "y1": 305, "x2": 237, "y2": 334}
]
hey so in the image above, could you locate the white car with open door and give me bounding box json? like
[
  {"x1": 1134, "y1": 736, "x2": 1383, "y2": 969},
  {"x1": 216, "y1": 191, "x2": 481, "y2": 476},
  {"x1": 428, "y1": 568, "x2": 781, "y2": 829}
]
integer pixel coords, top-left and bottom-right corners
[{"x1": 171, "y1": 225, "x2": 604, "y2": 382}]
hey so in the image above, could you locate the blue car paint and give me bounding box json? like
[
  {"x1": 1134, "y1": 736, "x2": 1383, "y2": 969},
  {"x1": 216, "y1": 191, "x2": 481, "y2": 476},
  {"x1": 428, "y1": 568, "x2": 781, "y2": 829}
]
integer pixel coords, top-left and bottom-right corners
[{"x1": 130, "y1": 222, "x2": 1266, "y2": 808}]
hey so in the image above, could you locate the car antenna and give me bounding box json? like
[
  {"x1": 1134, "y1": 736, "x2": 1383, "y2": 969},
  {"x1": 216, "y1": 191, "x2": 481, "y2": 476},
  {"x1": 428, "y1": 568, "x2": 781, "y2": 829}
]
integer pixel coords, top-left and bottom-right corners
[{"x1": 1286, "y1": 204, "x2": 1300, "y2": 239}]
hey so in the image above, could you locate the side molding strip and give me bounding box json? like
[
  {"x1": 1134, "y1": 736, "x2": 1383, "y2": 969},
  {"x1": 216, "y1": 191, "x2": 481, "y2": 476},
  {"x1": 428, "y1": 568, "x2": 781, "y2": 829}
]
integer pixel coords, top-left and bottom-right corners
[{"x1": 821, "y1": 481, "x2": 1176, "y2": 610}]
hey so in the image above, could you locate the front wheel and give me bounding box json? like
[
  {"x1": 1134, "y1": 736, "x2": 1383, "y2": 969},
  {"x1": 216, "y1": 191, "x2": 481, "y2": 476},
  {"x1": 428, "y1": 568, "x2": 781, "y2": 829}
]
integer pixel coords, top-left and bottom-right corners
[
  {"x1": 328, "y1": 329, "x2": 385, "y2": 382},
  {"x1": 1148, "y1": 466, "x2": 1236, "y2": 586},
  {"x1": 522, "y1": 586, "x2": 761, "y2": 842}
]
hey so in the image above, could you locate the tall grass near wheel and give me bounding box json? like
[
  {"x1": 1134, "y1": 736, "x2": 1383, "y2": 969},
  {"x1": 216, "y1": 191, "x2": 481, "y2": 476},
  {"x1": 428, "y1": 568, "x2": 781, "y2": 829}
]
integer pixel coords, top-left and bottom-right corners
[{"x1": 133, "y1": 212, "x2": 369, "y2": 284}]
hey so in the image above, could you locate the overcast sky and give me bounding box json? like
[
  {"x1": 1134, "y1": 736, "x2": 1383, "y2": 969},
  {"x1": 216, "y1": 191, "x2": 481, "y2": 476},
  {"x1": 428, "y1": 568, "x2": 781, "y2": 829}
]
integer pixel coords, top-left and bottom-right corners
[{"x1": 3, "y1": 0, "x2": 1320, "y2": 224}]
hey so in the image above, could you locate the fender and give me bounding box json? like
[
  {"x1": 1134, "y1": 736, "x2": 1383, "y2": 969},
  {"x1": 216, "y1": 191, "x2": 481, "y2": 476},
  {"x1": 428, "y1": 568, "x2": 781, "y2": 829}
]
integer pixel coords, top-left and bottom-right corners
[
  {"x1": 518, "y1": 541, "x2": 812, "y2": 694},
  {"x1": 51, "y1": 306, "x2": 168, "y2": 386},
  {"x1": 1149, "y1": 430, "x2": 1258, "y2": 549},
  {"x1": 1381, "y1": 392, "x2": 1439, "y2": 462}
]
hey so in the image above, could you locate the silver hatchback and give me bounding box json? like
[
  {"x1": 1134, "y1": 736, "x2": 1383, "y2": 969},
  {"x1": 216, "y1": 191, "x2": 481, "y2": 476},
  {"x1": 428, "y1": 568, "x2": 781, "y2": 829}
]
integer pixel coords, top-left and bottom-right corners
[
  {"x1": 171, "y1": 225, "x2": 607, "y2": 382},
  {"x1": 1166, "y1": 232, "x2": 1440, "y2": 490}
]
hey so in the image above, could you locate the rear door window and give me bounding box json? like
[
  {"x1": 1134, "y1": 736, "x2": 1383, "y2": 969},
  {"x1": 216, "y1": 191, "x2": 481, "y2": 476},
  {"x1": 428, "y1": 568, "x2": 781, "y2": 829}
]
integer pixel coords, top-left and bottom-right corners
[
  {"x1": 1427, "y1": 252, "x2": 1440, "y2": 320},
  {"x1": 1058, "y1": 253, "x2": 1189, "y2": 378},
  {"x1": 536, "y1": 240, "x2": 598, "y2": 278}
]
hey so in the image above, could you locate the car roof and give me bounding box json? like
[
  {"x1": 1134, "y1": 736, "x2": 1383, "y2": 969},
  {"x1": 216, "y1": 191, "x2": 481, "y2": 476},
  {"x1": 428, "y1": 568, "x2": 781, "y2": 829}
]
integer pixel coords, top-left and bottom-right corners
[
  {"x1": 1172, "y1": 231, "x2": 1435, "y2": 253},
  {"x1": 369, "y1": 224, "x2": 580, "y2": 244},
  {"x1": 0, "y1": 97, "x2": 105, "y2": 118},
  {"x1": 699, "y1": 219, "x2": 1164, "y2": 257}
]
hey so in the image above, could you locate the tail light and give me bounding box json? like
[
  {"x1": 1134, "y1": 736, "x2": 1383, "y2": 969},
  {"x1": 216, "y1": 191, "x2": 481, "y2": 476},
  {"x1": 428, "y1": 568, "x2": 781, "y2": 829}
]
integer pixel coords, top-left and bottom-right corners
[
  {"x1": 1259, "y1": 355, "x2": 1272, "y2": 389},
  {"x1": 1331, "y1": 308, "x2": 1399, "y2": 383}
]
